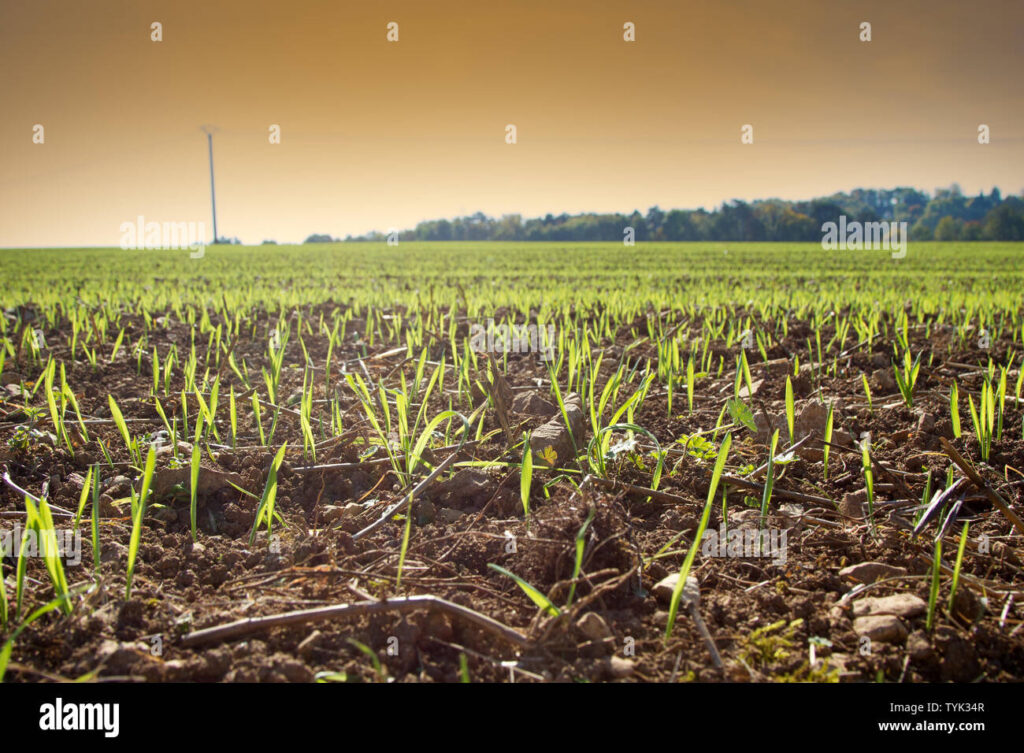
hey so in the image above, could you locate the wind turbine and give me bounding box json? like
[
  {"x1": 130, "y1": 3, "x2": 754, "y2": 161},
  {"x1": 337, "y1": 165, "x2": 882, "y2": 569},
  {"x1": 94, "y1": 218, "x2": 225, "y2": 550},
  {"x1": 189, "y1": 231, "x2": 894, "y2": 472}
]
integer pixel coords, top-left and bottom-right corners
[{"x1": 200, "y1": 125, "x2": 219, "y2": 243}]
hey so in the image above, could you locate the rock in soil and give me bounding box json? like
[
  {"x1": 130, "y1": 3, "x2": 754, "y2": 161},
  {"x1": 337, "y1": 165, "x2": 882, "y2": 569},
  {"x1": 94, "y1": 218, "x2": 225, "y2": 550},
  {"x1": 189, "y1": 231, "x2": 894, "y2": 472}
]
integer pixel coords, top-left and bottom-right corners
[
  {"x1": 652, "y1": 573, "x2": 699, "y2": 605},
  {"x1": 147, "y1": 466, "x2": 245, "y2": 499},
  {"x1": 606, "y1": 656, "x2": 635, "y2": 679},
  {"x1": 738, "y1": 378, "x2": 763, "y2": 398},
  {"x1": 511, "y1": 390, "x2": 556, "y2": 417},
  {"x1": 576, "y1": 613, "x2": 614, "y2": 642},
  {"x1": 852, "y1": 593, "x2": 927, "y2": 619},
  {"x1": 853, "y1": 614, "x2": 908, "y2": 643},
  {"x1": 528, "y1": 392, "x2": 585, "y2": 468},
  {"x1": 838, "y1": 492, "x2": 866, "y2": 520},
  {"x1": 839, "y1": 561, "x2": 908, "y2": 584}
]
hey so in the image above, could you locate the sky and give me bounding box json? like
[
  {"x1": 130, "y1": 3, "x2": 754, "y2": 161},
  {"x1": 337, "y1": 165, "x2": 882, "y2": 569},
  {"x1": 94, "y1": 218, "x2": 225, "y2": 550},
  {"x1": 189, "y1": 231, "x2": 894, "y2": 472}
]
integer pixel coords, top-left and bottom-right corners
[{"x1": 1, "y1": 0, "x2": 1022, "y2": 247}]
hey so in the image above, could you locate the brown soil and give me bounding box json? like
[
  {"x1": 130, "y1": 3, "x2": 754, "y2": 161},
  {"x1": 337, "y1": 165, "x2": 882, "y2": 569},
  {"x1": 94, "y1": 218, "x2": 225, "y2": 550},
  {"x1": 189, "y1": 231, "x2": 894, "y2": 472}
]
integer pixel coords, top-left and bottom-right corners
[{"x1": 2, "y1": 307, "x2": 1022, "y2": 682}]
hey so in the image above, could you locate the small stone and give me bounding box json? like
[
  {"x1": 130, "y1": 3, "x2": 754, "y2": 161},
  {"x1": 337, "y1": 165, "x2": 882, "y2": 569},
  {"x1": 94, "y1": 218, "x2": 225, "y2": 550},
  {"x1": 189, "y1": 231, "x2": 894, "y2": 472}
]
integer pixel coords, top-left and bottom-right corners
[
  {"x1": 528, "y1": 393, "x2": 585, "y2": 468},
  {"x1": 853, "y1": 614, "x2": 908, "y2": 643},
  {"x1": 100, "y1": 541, "x2": 128, "y2": 563},
  {"x1": 838, "y1": 492, "x2": 866, "y2": 520},
  {"x1": 916, "y1": 412, "x2": 936, "y2": 434},
  {"x1": 839, "y1": 561, "x2": 907, "y2": 584},
  {"x1": 738, "y1": 378, "x2": 763, "y2": 398},
  {"x1": 147, "y1": 465, "x2": 245, "y2": 499},
  {"x1": 888, "y1": 428, "x2": 912, "y2": 443},
  {"x1": 728, "y1": 508, "x2": 762, "y2": 530},
  {"x1": 441, "y1": 469, "x2": 492, "y2": 497},
  {"x1": 575, "y1": 613, "x2": 613, "y2": 642},
  {"x1": 852, "y1": 593, "x2": 927, "y2": 619},
  {"x1": 321, "y1": 505, "x2": 346, "y2": 523},
  {"x1": 652, "y1": 573, "x2": 699, "y2": 606},
  {"x1": 105, "y1": 475, "x2": 131, "y2": 495},
  {"x1": 652, "y1": 573, "x2": 680, "y2": 604},
  {"x1": 607, "y1": 656, "x2": 635, "y2": 679},
  {"x1": 435, "y1": 507, "x2": 464, "y2": 524},
  {"x1": 63, "y1": 472, "x2": 86, "y2": 493},
  {"x1": 511, "y1": 391, "x2": 556, "y2": 417},
  {"x1": 154, "y1": 441, "x2": 193, "y2": 458}
]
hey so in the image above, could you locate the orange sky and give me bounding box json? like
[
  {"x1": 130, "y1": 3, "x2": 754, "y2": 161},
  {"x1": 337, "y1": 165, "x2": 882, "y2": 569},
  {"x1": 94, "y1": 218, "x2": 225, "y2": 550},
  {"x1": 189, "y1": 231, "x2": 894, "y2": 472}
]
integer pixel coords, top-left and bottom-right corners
[{"x1": 1, "y1": 0, "x2": 1021, "y2": 247}]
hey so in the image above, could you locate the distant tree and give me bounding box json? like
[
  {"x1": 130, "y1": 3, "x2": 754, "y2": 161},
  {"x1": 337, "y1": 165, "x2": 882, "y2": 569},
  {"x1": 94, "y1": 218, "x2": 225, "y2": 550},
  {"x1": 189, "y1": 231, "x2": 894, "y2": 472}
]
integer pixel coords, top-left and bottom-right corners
[
  {"x1": 962, "y1": 221, "x2": 983, "y2": 241},
  {"x1": 910, "y1": 220, "x2": 934, "y2": 241},
  {"x1": 984, "y1": 204, "x2": 1024, "y2": 240},
  {"x1": 303, "y1": 234, "x2": 335, "y2": 243},
  {"x1": 662, "y1": 210, "x2": 694, "y2": 241},
  {"x1": 806, "y1": 201, "x2": 846, "y2": 229},
  {"x1": 934, "y1": 216, "x2": 960, "y2": 241},
  {"x1": 645, "y1": 206, "x2": 665, "y2": 240}
]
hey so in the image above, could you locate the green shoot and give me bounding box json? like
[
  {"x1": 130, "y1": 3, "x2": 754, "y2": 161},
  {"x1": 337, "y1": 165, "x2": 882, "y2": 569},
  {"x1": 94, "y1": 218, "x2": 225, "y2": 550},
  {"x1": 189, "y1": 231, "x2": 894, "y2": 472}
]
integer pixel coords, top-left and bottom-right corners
[
  {"x1": 124, "y1": 445, "x2": 156, "y2": 599},
  {"x1": 948, "y1": 521, "x2": 969, "y2": 615},
  {"x1": 567, "y1": 507, "x2": 595, "y2": 608},
  {"x1": 666, "y1": 432, "x2": 731, "y2": 640},
  {"x1": 488, "y1": 564, "x2": 561, "y2": 617},
  {"x1": 520, "y1": 433, "x2": 533, "y2": 520},
  {"x1": 926, "y1": 539, "x2": 942, "y2": 632},
  {"x1": 250, "y1": 443, "x2": 288, "y2": 545},
  {"x1": 784, "y1": 376, "x2": 795, "y2": 444}
]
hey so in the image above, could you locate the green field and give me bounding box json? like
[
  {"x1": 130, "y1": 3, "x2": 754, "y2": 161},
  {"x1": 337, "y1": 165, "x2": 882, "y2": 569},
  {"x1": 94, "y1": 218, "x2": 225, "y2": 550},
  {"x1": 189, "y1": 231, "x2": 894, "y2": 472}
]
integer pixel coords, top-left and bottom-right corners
[
  {"x1": 3, "y1": 242, "x2": 1021, "y2": 316},
  {"x1": 2, "y1": 241, "x2": 1023, "y2": 683}
]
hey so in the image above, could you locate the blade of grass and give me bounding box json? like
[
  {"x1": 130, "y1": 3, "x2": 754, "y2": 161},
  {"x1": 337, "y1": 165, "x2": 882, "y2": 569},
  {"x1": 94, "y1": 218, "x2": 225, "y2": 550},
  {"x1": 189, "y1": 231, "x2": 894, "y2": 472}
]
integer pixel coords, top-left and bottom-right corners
[
  {"x1": 488, "y1": 563, "x2": 561, "y2": 617},
  {"x1": 666, "y1": 432, "x2": 732, "y2": 639},
  {"x1": 124, "y1": 445, "x2": 156, "y2": 599}
]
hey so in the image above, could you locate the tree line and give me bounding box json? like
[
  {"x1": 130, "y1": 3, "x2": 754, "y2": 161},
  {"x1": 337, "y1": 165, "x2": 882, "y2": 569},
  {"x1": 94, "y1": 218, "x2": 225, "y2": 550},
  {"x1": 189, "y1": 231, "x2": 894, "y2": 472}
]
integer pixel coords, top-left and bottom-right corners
[{"x1": 303, "y1": 185, "x2": 1024, "y2": 243}]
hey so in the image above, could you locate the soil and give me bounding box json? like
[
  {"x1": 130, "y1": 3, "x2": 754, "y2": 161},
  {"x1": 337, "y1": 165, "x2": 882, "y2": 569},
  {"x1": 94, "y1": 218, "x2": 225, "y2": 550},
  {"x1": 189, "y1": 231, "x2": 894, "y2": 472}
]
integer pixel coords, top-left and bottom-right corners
[{"x1": 2, "y1": 307, "x2": 1023, "y2": 682}]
